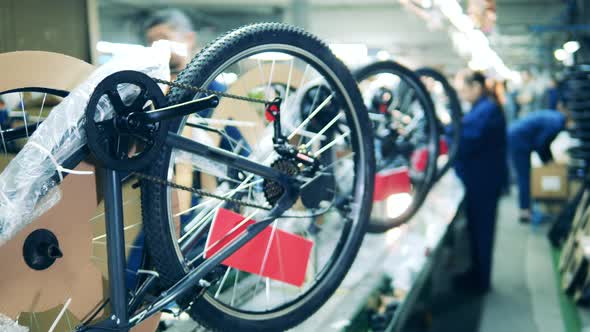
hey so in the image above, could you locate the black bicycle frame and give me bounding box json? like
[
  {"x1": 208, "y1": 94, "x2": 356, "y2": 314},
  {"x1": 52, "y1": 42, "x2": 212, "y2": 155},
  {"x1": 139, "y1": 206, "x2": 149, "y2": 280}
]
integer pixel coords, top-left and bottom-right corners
[
  {"x1": 1, "y1": 86, "x2": 301, "y2": 331},
  {"x1": 82, "y1": 130, "x2": 300, "y2": 331}
]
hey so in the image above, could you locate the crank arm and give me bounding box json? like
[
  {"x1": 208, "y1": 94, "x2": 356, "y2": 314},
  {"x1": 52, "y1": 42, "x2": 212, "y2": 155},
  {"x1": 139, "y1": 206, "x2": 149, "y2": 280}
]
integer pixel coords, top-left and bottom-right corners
[{"x1": 128, "y1": 94, "x2": 219, "y2": 124}]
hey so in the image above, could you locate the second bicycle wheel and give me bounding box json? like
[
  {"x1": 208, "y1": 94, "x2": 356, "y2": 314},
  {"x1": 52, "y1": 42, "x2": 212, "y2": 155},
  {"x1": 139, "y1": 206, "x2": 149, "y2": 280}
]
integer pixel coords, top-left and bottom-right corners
[
  {"x1": 415, "y1": 67, "x2": 462, "y2": 182},
  {"x1": 140, "y1": 23, "x2": 374, "y2": 331},
  {"x1": 354, "y1": 61, "x2": 439, "y2": 232}
]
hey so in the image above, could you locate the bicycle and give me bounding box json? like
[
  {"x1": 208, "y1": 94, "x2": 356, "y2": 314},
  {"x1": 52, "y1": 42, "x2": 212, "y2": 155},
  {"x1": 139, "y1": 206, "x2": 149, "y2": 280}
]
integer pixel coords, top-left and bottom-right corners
[
  {"x1": 353, "y1": 61, "x2": 439, "y2": 232},
  {"x1": 0, "y1": 23, "x2": 375, "y2": 332},
  {"x1": 414, "y1": 67, "x2": 462, "y2": 182}
]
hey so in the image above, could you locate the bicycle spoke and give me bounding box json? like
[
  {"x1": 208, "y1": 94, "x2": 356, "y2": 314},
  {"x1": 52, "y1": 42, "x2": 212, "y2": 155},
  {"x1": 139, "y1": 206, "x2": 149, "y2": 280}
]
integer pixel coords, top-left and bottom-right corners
[
  {"x1": 48, "y1": 298, "x2": 71, "y2": 332},
  {"x1": 92, "y1": 222, "x2": 141, "y2": 241},
  {"x1": 188, "y1": 117, "x2": 256, "y2": 128},
  {"x1": 37, "y1": 93, "x2": 47, "y2": 129},
  {"x1": 298, "y1": 65, "x2": 310, "y2": 94},
  {"x1": 304, "y1": 112, "x2": 344, "y2": 148},
  {"x1": 92, "y1": 241, "x2": 143, "y2": 249},
  {"x1": 266, "y1": 59, "x2": 276, "y2": 99},
  {"x1": 214, "y1": 267, "x2": 232, "y2": 299},
  {"x1": 231, "y1": 270, "x2": 240, "y2": 307},
  {"x1": 173, "y1": 176, "x2": 262, "y2": 218},
  {"x1": 287, "y1": 94, "x2": 334, "y2": 140},
  {"x1": 179, "y1": 187, "x2": 257, "y2": 244},
  {"x1": 314, "y1": 130, "x2": 350, "y2": 157},
  {"x1": 284, "y1": 58, "x2": 294, "y2": 103},
  {"x1": 0, "y1": 124, "x2": 8, "y2": 155},
  {"x1": 253, "y1": 221, "x2": 278, "y2": 298},
  {"x1": 19, "y1": 92, "x2": 29, "y2": 138},
  {"x1": 188, "y1": 210, "x2": 260, "y2": 266}
]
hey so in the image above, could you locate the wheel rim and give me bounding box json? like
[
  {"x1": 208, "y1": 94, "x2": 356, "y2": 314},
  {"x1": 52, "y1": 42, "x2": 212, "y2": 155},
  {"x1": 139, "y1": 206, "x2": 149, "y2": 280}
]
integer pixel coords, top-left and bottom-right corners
[
  {"x1": 355, "y1": 63, "x2": 438, "y2": 228},
  {"x1": 162, "y1": 44, "x2": 369, "y2": 319},
  {"x1": 415, "y1": 68, "x2": 462, "y2": 181}
]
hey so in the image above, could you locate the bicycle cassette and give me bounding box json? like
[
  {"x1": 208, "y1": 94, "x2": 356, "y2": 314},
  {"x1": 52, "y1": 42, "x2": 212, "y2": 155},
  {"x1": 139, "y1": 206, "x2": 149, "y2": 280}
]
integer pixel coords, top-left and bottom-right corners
[{"x1": 85, "y1": 70, "x2": 169, "y2": 171}]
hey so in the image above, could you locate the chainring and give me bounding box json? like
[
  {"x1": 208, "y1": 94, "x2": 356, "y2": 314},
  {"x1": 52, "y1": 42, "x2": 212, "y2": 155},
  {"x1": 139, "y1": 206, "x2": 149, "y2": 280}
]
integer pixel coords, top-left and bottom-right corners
[{"x1": 85, "y1": 70, "x2": 169, "y2": 171}]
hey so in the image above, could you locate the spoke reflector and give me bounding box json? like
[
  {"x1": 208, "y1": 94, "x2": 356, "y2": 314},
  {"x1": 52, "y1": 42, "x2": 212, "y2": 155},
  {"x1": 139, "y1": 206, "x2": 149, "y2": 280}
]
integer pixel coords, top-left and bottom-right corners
[
  {"x1": 373, "y1": 166, "x2": 411, "y2": 201},
  {"x1": 204, "y1": 208, "x2": 313, "y2": 287}
]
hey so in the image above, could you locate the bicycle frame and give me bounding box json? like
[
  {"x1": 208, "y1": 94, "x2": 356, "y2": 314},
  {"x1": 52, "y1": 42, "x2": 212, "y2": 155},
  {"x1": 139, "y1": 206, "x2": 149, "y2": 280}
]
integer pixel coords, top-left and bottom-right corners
[
  {"x1": 0, "y1": 76, "x2": 309, "y2": 330},
  {"x1": 71, "y1": 122, "x2": 301, "y2": 331}
]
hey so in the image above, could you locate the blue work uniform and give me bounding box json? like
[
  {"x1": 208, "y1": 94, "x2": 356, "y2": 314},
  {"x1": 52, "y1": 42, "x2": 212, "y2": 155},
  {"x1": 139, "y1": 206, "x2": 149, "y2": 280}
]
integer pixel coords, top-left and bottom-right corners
[
  {"x1": 452, "y1": 95, "x2": 508, "y2": 290},
  {"x1": 507, "y1": 110, "x2": 566, "y2": 210}
]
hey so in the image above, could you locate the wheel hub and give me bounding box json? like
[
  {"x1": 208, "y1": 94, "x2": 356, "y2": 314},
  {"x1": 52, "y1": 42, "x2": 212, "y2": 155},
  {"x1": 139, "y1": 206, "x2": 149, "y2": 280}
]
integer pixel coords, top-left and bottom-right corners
[
  {"x1": 263, "y1": 158, "x2": 300, "y2": 206},
  {"x1": 85, "y1": 70, "x2": 169, "y2": 171},
  {"x1": 22, "y1": 228, "x2": 63, "y2": 271}
]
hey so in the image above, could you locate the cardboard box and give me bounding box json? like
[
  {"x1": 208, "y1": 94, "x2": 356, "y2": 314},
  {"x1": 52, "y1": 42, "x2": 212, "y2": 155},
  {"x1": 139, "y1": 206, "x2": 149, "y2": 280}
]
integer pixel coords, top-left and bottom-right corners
[{"x1": 531, "y1": 163, "x2": 568, "y2": 200}]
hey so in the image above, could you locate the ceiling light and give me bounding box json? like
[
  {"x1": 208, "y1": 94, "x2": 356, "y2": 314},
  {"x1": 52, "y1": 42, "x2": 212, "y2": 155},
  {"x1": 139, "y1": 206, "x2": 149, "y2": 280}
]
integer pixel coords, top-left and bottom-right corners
[
  {"x1": 554, "y1": 49, "x2": 568, "y2": 61},
  {"x1": 564, "y1": 41, "x2": 580, "y2": 53},
  {"x1": 435, "y1": 0, "x2": 512, "y2": 79}
]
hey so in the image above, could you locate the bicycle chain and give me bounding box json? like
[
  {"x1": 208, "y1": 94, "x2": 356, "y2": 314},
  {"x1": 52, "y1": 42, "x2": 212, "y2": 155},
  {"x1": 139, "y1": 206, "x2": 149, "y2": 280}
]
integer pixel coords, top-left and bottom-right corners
[
  {"x1": 152, "y1": 77, "x2": 268, "y2": 104},
  {"x1": 135, "y1": 76, "x2": 272, "y2": 210},
  {"x1": 132, "y1": 171, "x2": 272, "y2": 210}
]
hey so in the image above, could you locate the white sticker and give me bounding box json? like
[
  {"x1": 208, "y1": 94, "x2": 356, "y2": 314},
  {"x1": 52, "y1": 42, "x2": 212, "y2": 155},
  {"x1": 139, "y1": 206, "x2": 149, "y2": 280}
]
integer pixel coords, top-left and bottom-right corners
[{"x1": 541, "y1": 176, "x2": 561, "y2": 192}]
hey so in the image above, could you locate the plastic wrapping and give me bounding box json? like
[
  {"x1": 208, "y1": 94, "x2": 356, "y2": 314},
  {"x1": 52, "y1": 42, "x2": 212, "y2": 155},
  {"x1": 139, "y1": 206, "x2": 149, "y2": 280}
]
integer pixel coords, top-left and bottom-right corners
[
  {"x1": 0, "y1": 313, "x2": 28, "y2": 332},
  {"x1": 0, "y1": 47, "x2": 170, "y2": 246}
]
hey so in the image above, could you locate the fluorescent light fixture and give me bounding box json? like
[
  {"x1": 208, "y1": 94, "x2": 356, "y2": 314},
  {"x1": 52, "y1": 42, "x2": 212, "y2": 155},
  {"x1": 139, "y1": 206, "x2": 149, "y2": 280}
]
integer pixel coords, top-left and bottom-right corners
[
  {"x1": 435, "y1": 0, "x2": 512, "y2": 79},
  {"x1": 554, "y1": 48, "x2": 568, "y2": 61},
  {"x1": 564, "y1": 41, "x2": 580, "y2": 53},
  {"x1": 329, "y1": 43, "x2": 368, "y2": 65},
  {"x1": 251, "y1": 52, "x2": 294, "y2": 61}
]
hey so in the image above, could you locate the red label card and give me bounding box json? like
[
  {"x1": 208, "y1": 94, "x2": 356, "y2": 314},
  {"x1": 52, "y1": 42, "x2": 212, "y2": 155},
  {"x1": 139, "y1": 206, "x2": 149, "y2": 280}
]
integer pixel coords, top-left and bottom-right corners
[
  {"x1": 204, "y1": 208, "x2": 313, "y2": 287},
  {"x1": 439, "y1": 139, "x2": 449, "y2": 155},
  {"x1": 373, "y1": 166, "x2": 411, "y2": 201},
  {"x1": 411, "y1": 148, "x2": 428, "y2": 172}
]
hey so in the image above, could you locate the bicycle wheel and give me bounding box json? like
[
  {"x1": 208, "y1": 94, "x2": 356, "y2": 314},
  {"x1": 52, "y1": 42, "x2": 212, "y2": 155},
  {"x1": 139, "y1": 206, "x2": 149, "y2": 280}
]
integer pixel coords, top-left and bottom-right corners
[
  {"x1": 0, "y1": 51, "x2": 158, "y2": 332},
  {"x1": 354, "y1": 61, "x2": 438, "y2": 233},
  {"x1": 141, "y1": 23, "x2": 374, "y2": 331},
  {"x1": 414, "y1": 67, "x2": 462, "y2": 182}
]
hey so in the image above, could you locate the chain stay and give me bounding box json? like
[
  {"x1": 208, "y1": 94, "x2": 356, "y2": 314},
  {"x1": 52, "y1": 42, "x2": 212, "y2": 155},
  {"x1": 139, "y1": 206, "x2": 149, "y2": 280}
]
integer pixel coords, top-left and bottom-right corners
[{"x1": 132, "y1": 171, "x2": 271, "y2": 210}]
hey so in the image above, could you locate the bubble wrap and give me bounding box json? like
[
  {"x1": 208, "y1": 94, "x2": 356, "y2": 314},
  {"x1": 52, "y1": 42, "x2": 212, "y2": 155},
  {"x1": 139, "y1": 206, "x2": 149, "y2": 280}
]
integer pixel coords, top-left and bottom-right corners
[
  {"x1": 0, "y1": 47, "x2": 170, "y2": 246},
  {"x1": 0, "y1": 314, "x2": 28, "y2": 332}
]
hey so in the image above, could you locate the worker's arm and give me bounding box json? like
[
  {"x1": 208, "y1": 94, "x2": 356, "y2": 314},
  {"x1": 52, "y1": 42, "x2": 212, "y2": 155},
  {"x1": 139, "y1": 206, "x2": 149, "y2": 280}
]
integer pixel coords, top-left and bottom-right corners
[{"x1": 536, "y1": 142, "x2": 554, "y2": 164}]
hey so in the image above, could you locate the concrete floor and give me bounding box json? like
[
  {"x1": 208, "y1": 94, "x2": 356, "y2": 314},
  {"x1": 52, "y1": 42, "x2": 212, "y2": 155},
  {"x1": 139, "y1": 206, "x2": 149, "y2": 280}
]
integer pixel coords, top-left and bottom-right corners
[
  {"x1": 423, "y1": 191, "x2": 565, "y2": 332},
  {"x1": 480, "y1": 193, "x2": 563, "y2": 332}
]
